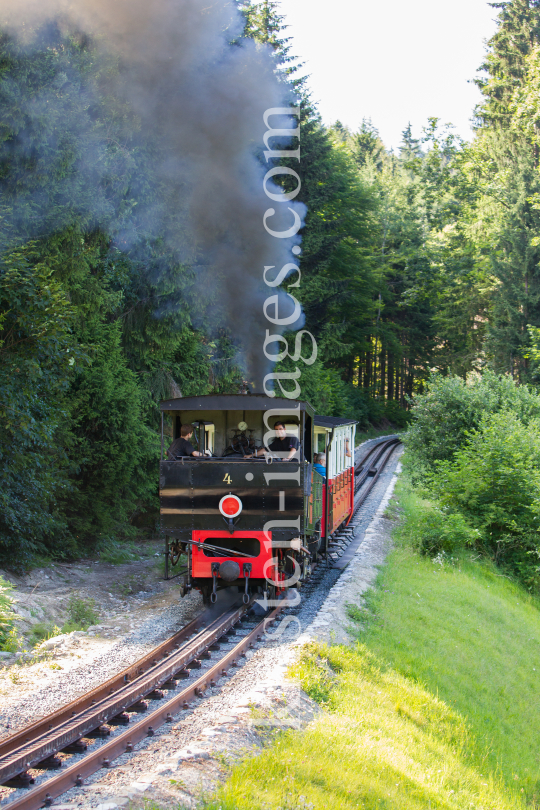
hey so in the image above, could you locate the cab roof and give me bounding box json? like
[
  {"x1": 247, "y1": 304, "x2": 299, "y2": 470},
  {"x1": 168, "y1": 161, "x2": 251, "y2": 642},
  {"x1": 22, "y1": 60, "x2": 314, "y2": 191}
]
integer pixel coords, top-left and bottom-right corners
[{"x1": 160, "y1": 393, "x2": 315, "y2": 414}]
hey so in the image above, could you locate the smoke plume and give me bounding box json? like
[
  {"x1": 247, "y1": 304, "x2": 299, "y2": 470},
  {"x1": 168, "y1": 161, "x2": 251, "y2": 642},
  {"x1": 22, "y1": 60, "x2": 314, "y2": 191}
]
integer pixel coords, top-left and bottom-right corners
[{"x1": 0, "y1": 0, "x2": 306, "y2": 389}]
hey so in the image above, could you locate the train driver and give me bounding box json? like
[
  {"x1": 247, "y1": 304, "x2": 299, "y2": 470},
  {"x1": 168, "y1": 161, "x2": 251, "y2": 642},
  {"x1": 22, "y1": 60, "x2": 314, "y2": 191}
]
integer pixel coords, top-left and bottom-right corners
[
  {"x1": 167, "y1": 424, "x2": 211, "y2": 459},
  {"x1": 255, "y1": 421, "x2": 300, "y2": 461}
]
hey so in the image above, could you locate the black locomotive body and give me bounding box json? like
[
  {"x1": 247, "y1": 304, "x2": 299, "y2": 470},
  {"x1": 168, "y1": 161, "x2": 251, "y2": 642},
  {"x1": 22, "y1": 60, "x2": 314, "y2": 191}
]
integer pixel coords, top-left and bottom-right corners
[{"x1": 159, "y1": 394, "x2": 356, "y2": 603}]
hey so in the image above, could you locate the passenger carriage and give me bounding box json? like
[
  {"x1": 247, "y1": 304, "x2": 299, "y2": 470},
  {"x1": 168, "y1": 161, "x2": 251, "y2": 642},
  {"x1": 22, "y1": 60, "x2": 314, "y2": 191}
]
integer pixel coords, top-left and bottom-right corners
[{"x1": 159, "y1": 394, "x2": 356, "y2": 603}]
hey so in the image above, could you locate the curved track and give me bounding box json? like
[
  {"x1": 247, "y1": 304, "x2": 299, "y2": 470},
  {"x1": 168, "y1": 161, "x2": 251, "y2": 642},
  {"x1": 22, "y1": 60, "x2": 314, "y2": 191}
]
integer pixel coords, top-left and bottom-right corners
[
  {"x1": 0, "y1": 598, "x2": 291, "y2": 810},
  {"x1": 354, "y1": 436, "x2": 401, "y2": 503},
  {"x1": 0, "y1": 435, "x2": 401, "y2": 810}
]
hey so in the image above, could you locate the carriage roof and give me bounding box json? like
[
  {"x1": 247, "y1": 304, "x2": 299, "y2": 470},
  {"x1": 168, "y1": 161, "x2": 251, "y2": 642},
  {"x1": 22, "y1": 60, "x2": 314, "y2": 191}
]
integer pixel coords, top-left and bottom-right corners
[{"x1": 314, "y1": 415, "x2": 358, "y2": 428}]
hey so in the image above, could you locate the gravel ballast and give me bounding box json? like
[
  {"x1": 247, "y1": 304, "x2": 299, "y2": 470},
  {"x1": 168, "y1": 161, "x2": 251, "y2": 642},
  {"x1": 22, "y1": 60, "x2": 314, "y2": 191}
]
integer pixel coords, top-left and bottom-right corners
[{"x1": 0, "y1": 438, "x2": 402, "y2": 809}]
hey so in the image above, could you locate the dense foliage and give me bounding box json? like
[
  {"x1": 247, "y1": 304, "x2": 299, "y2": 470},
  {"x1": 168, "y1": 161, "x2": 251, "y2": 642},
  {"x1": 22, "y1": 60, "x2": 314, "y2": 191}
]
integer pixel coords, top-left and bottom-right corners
[
  {"x1": 5, "y1": 0, "x2": 540, "y2": 567},
  {"x1": 404, "y1": 372, "x2": 540, "y2": 591}
]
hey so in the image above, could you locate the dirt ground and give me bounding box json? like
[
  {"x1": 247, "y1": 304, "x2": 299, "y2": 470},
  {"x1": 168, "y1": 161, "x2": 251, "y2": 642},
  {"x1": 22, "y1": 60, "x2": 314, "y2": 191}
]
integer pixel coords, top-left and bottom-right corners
[
  {"x1": 0, "y1": 540, "x2": 205, "y2": 737},
  {"x1": 0, "y1": 538, "x2": 187, "y2": 656}
]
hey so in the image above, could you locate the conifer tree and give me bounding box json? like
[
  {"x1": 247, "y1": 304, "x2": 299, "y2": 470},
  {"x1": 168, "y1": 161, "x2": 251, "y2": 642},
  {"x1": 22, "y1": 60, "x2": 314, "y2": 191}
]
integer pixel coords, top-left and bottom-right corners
[
  {"x1": 477, "y1": 0, "x2": 540, "y2": 127},
  {"x1": 350, "y1": 119, "x2": 386, "y2": 172},
  {"x1": 472, "y1": 0, "x2": 540, "y2": 378},
  {"x1": 241, "y1": 2, "x2": 380, "y2": 414}
]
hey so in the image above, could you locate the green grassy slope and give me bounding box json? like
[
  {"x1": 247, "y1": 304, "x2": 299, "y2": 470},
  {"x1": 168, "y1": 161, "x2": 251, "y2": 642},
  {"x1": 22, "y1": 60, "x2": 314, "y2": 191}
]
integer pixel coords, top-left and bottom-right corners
[
  {"x1": 351, "y1": 547, "x2": 540, "y2": 805},
  {"x1": 204, "y1": 489, "x2": 540, "y2": 809}
]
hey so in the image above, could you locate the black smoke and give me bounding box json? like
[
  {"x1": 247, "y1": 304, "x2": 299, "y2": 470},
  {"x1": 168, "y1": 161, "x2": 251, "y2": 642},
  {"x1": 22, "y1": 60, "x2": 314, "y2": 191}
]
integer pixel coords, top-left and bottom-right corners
[{"x1": 0, "y1": 0, "x2": 306, "y2": 388}]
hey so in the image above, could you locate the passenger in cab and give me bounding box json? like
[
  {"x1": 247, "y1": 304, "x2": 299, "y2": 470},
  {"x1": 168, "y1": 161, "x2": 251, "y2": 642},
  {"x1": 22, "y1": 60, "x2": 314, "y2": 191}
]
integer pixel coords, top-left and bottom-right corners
[
  {"x1": 256, "y1": 421, "x2": 300, "y2": 461},
  {"x1": 313, "y1": 452, "x2": 326, "y2": 477},
  {"x1": 167, "y1": 424, "x2": 210, "y2": 459}
]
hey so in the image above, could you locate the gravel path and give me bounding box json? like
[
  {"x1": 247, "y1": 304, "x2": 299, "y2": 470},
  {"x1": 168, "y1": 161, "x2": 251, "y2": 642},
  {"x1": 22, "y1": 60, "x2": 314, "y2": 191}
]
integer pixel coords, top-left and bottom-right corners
[{"x1": 0, "y1": 436, "x2": 403, "y2": 810}]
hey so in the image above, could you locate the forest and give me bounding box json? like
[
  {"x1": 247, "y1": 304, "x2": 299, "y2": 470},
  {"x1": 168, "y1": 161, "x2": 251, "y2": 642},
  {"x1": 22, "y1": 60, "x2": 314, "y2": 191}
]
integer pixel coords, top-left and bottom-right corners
[{"x1": 3, "y1": 0, "x2": 540, "y2": 568}]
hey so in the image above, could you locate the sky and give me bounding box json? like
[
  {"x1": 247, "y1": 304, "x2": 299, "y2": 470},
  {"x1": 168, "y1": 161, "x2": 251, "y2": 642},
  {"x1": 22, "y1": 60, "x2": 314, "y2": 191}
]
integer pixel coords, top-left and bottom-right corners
[{"x1": 278, "y1": 0, "x2": 499, "y2": 151}]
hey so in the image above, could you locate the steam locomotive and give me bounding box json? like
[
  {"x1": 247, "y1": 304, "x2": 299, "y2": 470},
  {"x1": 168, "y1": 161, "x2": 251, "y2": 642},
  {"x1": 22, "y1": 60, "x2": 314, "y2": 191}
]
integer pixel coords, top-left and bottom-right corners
[{"x1": 159, "y1": 394, "x2": 356, "y2": 603}]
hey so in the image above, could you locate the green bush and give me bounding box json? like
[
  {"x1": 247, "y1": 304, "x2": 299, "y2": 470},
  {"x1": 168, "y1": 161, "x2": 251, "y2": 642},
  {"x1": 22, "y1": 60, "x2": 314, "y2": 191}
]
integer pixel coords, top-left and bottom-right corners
[
  {"x1": 404, "y1": 370, "x2": 540, "y2": 478},
  {"x1": 63, "y1": 596, "x2": 99, "y2": 632},
  {"x1": 429, "y1": 410, "x2": 540, "y2": 590},
  {"x1": 393, "y1": 477, "x2": 481, "y2": 558},
  {"x1": 406, "y1": 503, "x2": 480, "y2": 557},
  {"x1": 28, "y1": 622, "x2": 62, "y2": 648},
  {"x1": 402, "y1": 370, "x2": 540, "y2": 589}
]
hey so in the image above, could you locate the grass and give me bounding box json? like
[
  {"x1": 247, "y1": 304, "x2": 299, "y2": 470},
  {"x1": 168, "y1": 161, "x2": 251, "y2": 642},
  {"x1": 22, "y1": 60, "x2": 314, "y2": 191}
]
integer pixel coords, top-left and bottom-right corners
[
  {"x1": 346, "y1": 547, "x2": 540, "y2": 804},
  {"x1": 205, "y1": 634, "x2": 526, "y2": 810},
  {"x1": 97, "y1": 539, "x2": 145, "y2": 564},
  {"x1": 200, "y1": 475, "x2": 540, "y2": 810},
  {"x1": 0, "y1": 576, "x2": 21, "y2": 652},
  {"x1": 352, "y1": 479, "x2": 540, "y2": 803}
]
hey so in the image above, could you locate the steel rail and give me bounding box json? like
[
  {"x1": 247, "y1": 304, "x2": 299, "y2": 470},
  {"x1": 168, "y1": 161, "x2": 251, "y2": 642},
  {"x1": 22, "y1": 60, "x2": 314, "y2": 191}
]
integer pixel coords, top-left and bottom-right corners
[
  {"x1": 354, "y1": 441, "x2": 383, "y2": 474},
  {"x1": 0, "y1": 603, "x2": 253, "y2": 786},
  {"x1": 355, "y1": 438, "x2": 400, "y2": 495},
  {"x1": 353, "y1": 439, "x2": 400, "y2": 508},
  {"x1": 3, "y1": 599, "x2": 290, "y2": 810},
  {"x1": 0, "y1": 613, "x2": 210, "y2": 763},
  {"x1": 354, "y1": 435, "x2": 398, "y2": 475}
]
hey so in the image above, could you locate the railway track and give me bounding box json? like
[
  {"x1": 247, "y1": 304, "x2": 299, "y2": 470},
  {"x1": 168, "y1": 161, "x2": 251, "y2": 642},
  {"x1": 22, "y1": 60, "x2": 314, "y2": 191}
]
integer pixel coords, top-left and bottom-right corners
[
  {"x1": 0, "y1": 435, "x2": 401, "y2": 810},
  {"x1": 0, "y1": 597, "x2": 292, "y2": 810},
  {"x1": 354, "y1": 436, "x2": 401, "y2": 501}
]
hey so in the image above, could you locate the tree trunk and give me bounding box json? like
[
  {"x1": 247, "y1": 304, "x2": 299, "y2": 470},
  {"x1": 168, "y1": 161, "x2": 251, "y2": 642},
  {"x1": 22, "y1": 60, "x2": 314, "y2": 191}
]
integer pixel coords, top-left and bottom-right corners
[
  {"x1": 387, "y1": 353, "x2": 394, "y2": 400},
  {"x1": 380, "y1": 348, "x2": 386, "y2": 399},
  {"x1": 364, "y1": 350, "x2": 371, "y2": 390}
]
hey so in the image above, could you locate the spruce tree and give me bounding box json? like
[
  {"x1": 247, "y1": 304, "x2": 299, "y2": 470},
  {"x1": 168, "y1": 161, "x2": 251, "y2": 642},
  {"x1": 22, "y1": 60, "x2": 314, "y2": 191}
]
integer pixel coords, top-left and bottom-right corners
[
  {"x1": 473, "y1": 0, "x2": 540, "y2": 378},
  {"x1": 477, "y1": 0, "x2": 540, "y2": 127}
]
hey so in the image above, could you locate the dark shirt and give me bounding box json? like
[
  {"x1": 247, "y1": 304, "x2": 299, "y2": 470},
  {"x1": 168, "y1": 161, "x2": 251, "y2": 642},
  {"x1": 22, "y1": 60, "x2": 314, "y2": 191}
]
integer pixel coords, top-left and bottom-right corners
[
  {"x1": 167, "y1": 437, "x2": 195, "y2": 458},
  {"x1": 268, "y1": 435, "x2": 300, "y2": 455}
]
